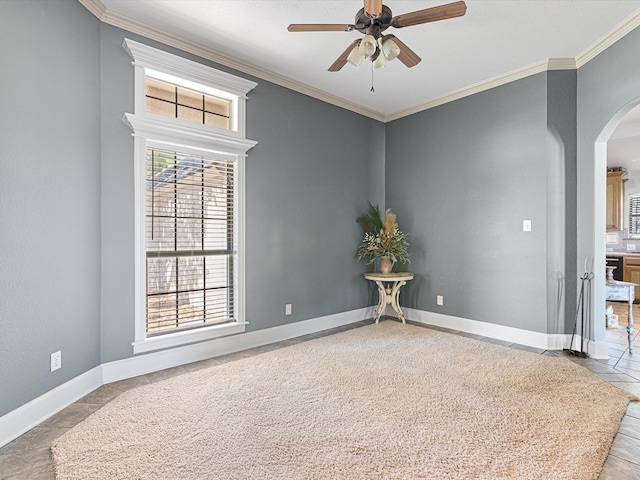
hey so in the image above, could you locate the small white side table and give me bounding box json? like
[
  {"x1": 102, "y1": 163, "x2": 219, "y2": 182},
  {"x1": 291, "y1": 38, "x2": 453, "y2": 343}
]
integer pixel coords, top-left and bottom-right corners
[
  {"x1": 605, "y1": 280, "x2": 636, "y2": 353},
  {"x1": 364, "y1": 272, "x2": 414, "y2": 324}
]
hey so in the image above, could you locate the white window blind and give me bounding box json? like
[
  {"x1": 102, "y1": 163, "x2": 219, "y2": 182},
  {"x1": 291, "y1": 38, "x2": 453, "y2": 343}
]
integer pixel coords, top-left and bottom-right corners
[
  {"x1": 146, "y1": 146, "x2": 236, "y2": 335},
  {"x1": 629, "y1": 194, "x2": 640, "y2": 236}
]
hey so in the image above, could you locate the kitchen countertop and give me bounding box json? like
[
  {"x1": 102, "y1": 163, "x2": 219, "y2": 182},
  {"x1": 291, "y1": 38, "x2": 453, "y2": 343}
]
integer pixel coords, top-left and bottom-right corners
[{"x1": 606, "y1": 252, "x2": 640, "y2": 256}]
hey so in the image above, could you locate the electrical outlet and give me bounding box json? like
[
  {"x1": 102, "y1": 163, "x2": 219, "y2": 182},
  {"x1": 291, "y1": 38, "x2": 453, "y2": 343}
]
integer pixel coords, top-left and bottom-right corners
[
  {"x1": 628, "y1": 243, "x2": 636, "y2": 251},
  {"x1": 51, "y1": 351, "x2": 61, "y2": 372},
  {"x1": 285, "y1": 303, "x2": 292, "y2": 316},
  {"x1": 436, "y1": 295, "x2": 444, "y2": 306}
]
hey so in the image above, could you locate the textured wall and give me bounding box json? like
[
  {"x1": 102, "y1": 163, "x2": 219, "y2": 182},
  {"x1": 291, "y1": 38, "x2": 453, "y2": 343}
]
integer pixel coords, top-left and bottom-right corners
[
  {"x1": 0, "y1": 0, "x2": 102, "y2": 416},
  {"x1": 4, "y1": 0, "x2": 640, "y2": 420},
  {"x1": 576, "y1": 27, "x2": 640, "y2": 342},
  {"x1": 96, "y1": 26, "x2": 383, "y2": 362},
  {"x1": 385, "y1": 75, "x2": 550, "y2": 333},
  {"x1": 245, "y1": 82, "x2": 384, "y2": 331},
  {"x1": 545, "y1": 70, "x2": 577, "y2": 336},
  {"x1": 0, "y1": 0, "x2": 384, "y2": 415}
]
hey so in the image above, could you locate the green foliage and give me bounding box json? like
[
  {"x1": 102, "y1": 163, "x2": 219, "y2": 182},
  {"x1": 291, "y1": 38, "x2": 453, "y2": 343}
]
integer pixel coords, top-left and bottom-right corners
[
  {"x1": 356, "y1": 204, "x2": 409, "y2": 265},
  {"x1": 366, "y1": 203, "x2": 383, "y2": 235}
]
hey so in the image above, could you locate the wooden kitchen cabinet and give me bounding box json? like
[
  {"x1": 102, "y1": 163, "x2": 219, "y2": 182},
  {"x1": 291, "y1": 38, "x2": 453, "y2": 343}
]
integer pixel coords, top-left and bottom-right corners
[
  {"x1": 607, "y1": 171, "x2": 626, "y2": 231},
  {"x1": 623, "y1": 255, "x2": 640, "y2": 301}
]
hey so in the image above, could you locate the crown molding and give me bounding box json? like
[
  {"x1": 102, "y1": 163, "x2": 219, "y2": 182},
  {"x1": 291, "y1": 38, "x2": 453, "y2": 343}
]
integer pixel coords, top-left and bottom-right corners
[
  {"x1": 383, "y1": 58, "x2": 576, "y2": 122},
  {"x1": 79, "y1": 0, "x2": 638, "y2": 123},
  {"x1": 78, "y1": 0, "x2": 385, "y2": 122},
  {"x1": 575, "y1": 7, "x2": 640, "y2": 68},
  {"x1": 547, "y1": 57, "x2": 577, "y2": 70},
  {"x1": 78, "y1": 0, "x2": 105, "y2": 18}
]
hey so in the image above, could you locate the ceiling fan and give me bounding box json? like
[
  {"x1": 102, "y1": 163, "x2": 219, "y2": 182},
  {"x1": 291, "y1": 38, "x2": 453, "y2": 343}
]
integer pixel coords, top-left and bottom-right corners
[{"x1": 288, "y1": 0, "x2": 467, "y2": 71}]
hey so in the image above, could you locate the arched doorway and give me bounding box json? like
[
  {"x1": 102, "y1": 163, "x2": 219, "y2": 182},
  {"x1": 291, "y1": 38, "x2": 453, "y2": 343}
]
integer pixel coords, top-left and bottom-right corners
[{"x1": 594, "y1": 99, "x2": 640, "y2": 358}]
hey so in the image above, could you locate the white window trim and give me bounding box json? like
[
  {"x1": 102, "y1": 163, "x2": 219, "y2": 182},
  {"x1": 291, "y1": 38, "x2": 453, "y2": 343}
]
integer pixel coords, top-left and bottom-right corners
[
  {"x1": 123, "y1": 39, "x2": 257, "y2": 354},
  {"x1": 123, "y1": 38, "x2": 256, "y2": 138}
]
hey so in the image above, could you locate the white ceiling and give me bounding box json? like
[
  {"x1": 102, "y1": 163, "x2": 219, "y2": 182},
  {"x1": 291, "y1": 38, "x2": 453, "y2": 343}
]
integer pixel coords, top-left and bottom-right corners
[{"x1": 98, "y1": 0, "x2": 640, "y2": 118}]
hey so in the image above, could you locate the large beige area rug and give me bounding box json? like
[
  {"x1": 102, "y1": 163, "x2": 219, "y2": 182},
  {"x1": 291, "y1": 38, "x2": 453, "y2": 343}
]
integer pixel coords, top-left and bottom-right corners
[{"x1": 52, "y1": 321, "x2": 637, "y2": 480}]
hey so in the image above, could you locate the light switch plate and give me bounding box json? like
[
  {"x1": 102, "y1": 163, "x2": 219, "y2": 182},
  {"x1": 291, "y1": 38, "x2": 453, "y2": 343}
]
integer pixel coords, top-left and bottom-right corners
[{"x1": 523, "y1": 220, "x2": 532, "y2": 232}]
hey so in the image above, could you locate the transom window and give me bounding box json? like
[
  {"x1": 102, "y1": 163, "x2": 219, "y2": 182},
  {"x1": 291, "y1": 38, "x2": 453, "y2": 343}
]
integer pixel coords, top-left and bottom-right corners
[
  {"x1": 123, "y1": 38, "x2": 257, "y2": 354},
  {"x1": 145, "y1": 78, "x2": 231, "y2": 130}
]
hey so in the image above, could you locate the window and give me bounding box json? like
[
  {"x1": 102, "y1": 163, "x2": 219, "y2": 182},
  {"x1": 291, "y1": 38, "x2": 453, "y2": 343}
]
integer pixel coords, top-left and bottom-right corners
[
  {"x1": 146, "y1": 147, "x2": 236, "y2": 336},
  {"x1": 629, "y1": 194, "x2": 640, "y2": 237},
  {"x1": 123, "y1": 39, "x2": 257, "y2": 353},
  {"x1": 145, "y1": 78, "x2": 232, "y2": 130}
]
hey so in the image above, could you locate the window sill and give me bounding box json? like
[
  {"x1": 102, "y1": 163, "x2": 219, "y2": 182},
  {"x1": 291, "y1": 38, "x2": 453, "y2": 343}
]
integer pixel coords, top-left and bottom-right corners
[{"x1": 132, "y1": 322, "x2": 247, "y2": 354}]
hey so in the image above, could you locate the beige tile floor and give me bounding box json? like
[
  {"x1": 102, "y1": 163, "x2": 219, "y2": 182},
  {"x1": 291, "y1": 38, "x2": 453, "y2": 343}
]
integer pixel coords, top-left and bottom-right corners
[{"x1": 1, "y1": 318, "x2": 639, "y2": 480}]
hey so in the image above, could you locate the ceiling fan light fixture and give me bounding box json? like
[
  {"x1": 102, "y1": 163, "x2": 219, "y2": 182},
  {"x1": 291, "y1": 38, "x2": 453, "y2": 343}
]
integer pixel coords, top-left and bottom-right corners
[
  {"x1": 372, "y1": 52, "x2": 386, "y2": 69},
  {"x1": 381, "y1": 37, "x2": 400, "y2": 61},
  {"x1": 347, "y1": 46, "x2": 365, "y2": 66},
  {"x1": 359, "y1": 34, "x2": 377, "y2": 56}
]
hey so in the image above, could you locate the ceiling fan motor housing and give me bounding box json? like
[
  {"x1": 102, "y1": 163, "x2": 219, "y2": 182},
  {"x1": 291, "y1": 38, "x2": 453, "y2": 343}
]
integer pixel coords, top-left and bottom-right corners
[{"x1": 354, "y1": 5, "x2": 393, "y2": 37}]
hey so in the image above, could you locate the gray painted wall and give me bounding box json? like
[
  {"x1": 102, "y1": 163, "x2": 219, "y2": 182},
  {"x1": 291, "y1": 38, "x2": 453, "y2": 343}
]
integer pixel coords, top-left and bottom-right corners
[
  {"x1": 576, "y1": 27, "x2": 640, "y2": 343},
  {"x1": 545, "y1": 70, "x2": 577, "y2": 336},
  {"x1": 246, "y1": 83, "x2": 384, "y2": 331},
  {"x1": 0, "y1": 0, "x2": 384, "y2": 413},
  {"x1": 0, "y1": 0, "x2": 102, "y2": 415},
  {"x1": 96, "y1": 25, "x2": 382, "y2": 363},
  {"x1": 3, "y1": 0, "x2": 640, "y2": 420},
  {"x1": 385, "y1": 75, "x2": 551, "y2": 333},
  {"x1": 99, "y1": 24, "x2": 137, "y2": 363},
  {"x1": 384, "y1": 71, "x2": 579, "y2": 336}
]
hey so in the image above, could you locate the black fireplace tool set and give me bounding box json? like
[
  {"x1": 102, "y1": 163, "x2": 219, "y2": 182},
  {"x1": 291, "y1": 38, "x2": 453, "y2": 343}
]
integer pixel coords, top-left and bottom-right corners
[{"x1": 565, "y1": 265, "x2": 594, "y2": 358}]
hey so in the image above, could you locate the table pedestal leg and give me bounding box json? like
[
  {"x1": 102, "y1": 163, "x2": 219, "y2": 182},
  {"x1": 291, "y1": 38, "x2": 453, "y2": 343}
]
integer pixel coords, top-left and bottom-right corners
[
  {"x1": 373, "y1": 280, "x2": 408, "y2": 324},
  {"x1": 628, "y1": 298, "x2": 635, "y2": 354},
  {"x1": 390, "y1": 280, "x2": 407, "y2": 324},
  {"x1": 373, "y1": 280, "x2": 386, "y2": 323}
]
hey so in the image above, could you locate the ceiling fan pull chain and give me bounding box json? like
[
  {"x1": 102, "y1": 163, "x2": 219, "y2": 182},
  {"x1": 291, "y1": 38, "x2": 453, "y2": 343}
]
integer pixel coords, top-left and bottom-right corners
[{"x1": 371, "y1": 67, "x2": 375, "y2": 93}]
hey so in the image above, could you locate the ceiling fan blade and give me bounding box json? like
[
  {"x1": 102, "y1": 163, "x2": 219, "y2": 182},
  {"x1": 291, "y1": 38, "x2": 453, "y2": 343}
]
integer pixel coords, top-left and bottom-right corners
[
  {"x1": 288, "y1": 24, "x2": 355, "y2": 32},
  {"x1": 328, "y1": 40, "x2": 361, "y2": 72},
  {"x1": 363, "y1": 0, "x2": 383, "y2": 18},
  {"x1": 385, "y1": 35, "x2": 421, "y2": 67},
  {"x1": 391, "y1": 1, "x2": 466, "y2": 28}
]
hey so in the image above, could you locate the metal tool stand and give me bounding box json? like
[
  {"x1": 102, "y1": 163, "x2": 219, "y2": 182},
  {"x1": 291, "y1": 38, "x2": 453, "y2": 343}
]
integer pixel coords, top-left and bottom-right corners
[{"x1": 565, "y1": 270, "x2": 594, "y2": 358}]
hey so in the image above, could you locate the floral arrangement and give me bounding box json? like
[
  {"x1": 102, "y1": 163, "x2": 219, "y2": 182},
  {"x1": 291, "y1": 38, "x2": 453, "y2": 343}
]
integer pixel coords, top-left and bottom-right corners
[{"x1": 356, "y1": 203, "x2": 409, "y2": 265}]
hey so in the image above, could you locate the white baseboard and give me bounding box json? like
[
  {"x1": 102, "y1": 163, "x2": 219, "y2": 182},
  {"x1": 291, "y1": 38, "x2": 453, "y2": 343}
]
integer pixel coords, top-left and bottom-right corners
[
  {"x1": 102, "y1": 307, "x2": 369, "y2": 383},
  {"x1": 0, "y1": 367, "x2": 102, "y2": 449},
  {"x1": 406, "y1": 308, "x2": 550, "y2": 349},
  {"x1": 0, "y1": 306, "x2": 609, "y2": 449},
  {"x1": 0, "y1": 308, "x2": 368, "y2": 449},
  {"x1": 404, "y1": 308, "x2": 610, "y2": 358},
  {"x1": 585, "y1": 340, "x2": 609, "y2": 359}
]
